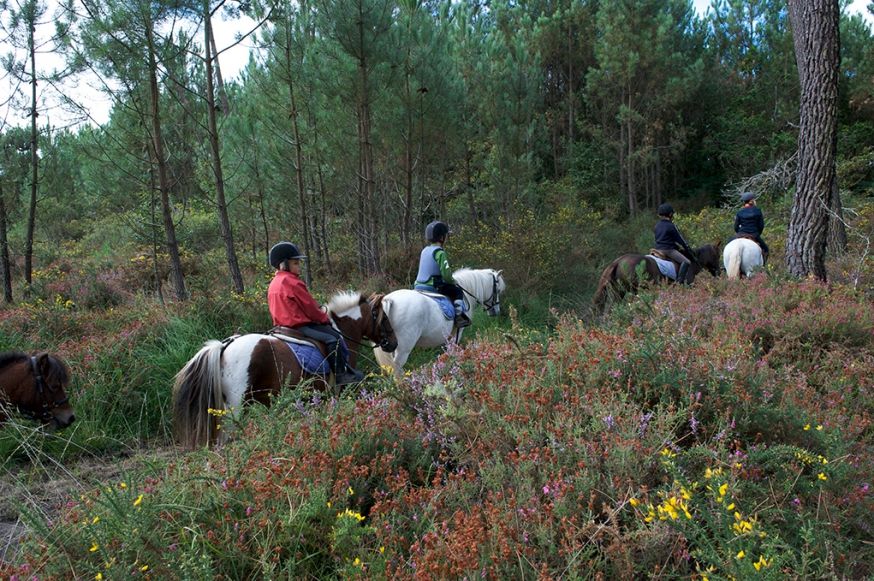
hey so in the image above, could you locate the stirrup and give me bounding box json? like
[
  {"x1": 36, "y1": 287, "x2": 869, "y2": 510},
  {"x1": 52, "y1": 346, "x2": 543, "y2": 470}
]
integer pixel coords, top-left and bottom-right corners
[{"x1": 454, "y1": 314, "x2": 472, "y2": 329}]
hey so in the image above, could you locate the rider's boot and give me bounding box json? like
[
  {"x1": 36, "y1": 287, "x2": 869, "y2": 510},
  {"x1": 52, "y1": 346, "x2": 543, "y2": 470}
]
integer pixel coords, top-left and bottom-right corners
[
  {"x1": 677, "y1": 262, "x2": 691, "y2": 285},
  {"x1": 453, "y1": 300, "x2": 472, "y2": 328},
  {"x1": 330, "y1": 350, "x2": 364, "y2": 386}
]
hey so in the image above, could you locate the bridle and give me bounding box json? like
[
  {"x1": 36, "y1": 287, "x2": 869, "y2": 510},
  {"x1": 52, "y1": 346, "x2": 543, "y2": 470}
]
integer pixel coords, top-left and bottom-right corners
[
  {"x1": 460, "y1": 272, "x2": 502, "y2": 313},
  {"x1": 25, "y1": 356, "x2": 69, "y2": 422},
  {"x1": 367, "y1": 296, "x2": 396, "y2": 351},
  {"x1": 333, "y1": 298, "x2": 396, "y2": 351}
]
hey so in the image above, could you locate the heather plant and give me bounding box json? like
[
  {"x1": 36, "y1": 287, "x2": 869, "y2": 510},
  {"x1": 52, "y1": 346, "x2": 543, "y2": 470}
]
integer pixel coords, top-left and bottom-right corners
[{"x1": 4, "y1": 265, "x2": 873, "y2": 578}]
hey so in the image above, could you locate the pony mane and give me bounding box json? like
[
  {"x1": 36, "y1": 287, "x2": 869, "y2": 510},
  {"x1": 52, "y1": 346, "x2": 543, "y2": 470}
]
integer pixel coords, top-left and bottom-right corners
[
  {"x1": 327, "y1": 291, "x2": 364, "y2": 314},
  {"x1": 0, "y1": 352, "x2": 28, "y2": 370}
]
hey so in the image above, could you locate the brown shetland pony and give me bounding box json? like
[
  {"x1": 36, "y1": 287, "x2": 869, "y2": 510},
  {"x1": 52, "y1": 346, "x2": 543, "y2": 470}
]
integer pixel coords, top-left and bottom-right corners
[
  {"x1": 593, "y1": 243, "x2": 722, "y2": 313},
  {"x1": 172, "y1": 292, "x2": 398, "y2": 449},
  {"x1": 0, "y1": 351, "x2": 75, "y2": 428}
]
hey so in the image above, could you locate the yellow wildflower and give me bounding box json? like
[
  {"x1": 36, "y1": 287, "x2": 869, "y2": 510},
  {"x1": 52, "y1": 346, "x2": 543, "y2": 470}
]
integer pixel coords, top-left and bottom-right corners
[
  {"x1": 803, "y1": 424, "x2": 811, "y2": 431},
  {"x1": 95, "y1": 574, "x2": 103, "y2": 581},
  {"x1": 818, "y1": 472, "x2": 828, "y2": 481},
  {"x1": 726, "y1": 503, "x2": 735, "y2": 511},
  {"x1": 337, "y1": 508, "x2": 365, "y2": 522},
  {"x1": 736, "y1": 550, "x2": 745, "y2": 559},
  {"x1": 348, "y1": 486, "x2": 354, "y2": 495},
  {"x1": 140, "y1": 565, "x2": 149, "y2": 572},
  {"x1": 629, "y1": 497, "x2": 640, "y2": 507},
  {"x1": 119, "y1": 482, "x2": 127, "y2": 489},
  {"x1": 92, "y1": 516, "x2": 100, "y2": 525},
  {"x1": 353, "y1": 557, "x2": 362, "y2": 567},
  {"x1": 90, "y1": 542, "x2": 99, "y2": 552},
  {"x1": 133, "y1": 494, "x2": 144, "y2": 507},
  {"x1": 753, "y1": 555, "x2": 770, "y2": 571},
  {"x1": 379, "y1": 546, "x2": 385, "y2": 554},
  {"x1": 816, "y1": 425, "x2": 823, "y2": 431}
]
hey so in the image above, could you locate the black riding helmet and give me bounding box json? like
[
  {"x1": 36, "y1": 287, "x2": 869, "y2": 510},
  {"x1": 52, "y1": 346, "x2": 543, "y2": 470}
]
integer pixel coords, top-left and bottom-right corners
[
  {"x1": 657, "y1": 203, "x2": 674, "y2": 217},
  {"x1": 425, "y1": 221, "x2": 450, "y2": 243},
  {"x1": 269, "y1": 242, "x2": 306, "y2": 268}
]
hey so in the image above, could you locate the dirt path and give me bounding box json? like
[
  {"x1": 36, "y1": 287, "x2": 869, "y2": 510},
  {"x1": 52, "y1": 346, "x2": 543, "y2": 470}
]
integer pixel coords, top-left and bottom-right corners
[{"x1": 0, "y1": 447, "x2": 178, "y2": 564}]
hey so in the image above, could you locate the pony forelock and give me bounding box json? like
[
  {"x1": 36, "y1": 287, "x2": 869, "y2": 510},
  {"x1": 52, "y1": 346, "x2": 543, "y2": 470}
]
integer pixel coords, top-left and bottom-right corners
[{"x1": 327, "y1": 291, "x2": 363, "y2": 315}]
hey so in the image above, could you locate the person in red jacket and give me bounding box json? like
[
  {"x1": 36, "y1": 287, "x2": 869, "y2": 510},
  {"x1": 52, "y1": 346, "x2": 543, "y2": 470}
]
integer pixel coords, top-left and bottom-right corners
[{"x1": 267, "y1": 242, "x2": 363, "y2": 386}]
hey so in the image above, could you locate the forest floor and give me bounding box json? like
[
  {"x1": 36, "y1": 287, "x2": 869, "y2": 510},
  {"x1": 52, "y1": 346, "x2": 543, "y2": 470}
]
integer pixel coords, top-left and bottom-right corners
[{"x1": 0, "y1": 446, "x2": 177, "y2": 562}]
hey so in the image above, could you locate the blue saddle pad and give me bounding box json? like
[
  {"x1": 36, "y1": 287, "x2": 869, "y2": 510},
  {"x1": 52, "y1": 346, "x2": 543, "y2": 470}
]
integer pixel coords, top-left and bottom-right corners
[
  {"x1": 414, "y1": 288, "x2": 455, "y2": 320},
  {"x1": 280, "y1": 338, "x2": 349, "y2": 376},
  {"x1": 647, "y1": 255, "x2": 677, "y2": 280}
]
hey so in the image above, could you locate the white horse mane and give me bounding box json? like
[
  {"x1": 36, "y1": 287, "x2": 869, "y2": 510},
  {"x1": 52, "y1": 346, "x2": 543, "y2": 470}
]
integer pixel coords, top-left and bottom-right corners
[
  {"x1": 452, "y1": 268, "x2": 503, "y2": 305},
  {"x1": 327, "y1": 291, "x2": 363, "y2": 315}
]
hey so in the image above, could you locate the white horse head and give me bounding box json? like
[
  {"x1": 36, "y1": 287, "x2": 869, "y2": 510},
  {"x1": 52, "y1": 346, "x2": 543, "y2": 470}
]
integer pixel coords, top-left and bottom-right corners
[
  {"x1": 723, "y1": 238, "x2": 763, "y2": 279},
  {"x1": 452, "y1": 268, "x2": 506, "y2": 316}
]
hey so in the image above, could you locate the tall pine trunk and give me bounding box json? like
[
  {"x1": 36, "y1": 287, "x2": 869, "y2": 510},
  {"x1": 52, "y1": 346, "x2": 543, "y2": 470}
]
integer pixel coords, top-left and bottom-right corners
[
  {"x1": 147, "y1": 22, "x2": 187, "y2": 301},
  {"x1": 25, "y1": 16, "x2": 38, "y2": 290},
  {"x1": 205, "y1": 11, "x2": 244, "y2": 293},
  {"x1": 284, "y1": 21, "x2": 313, "y2": 286},
  {"x1": 0, "y1": 182, "x2": 13, "y2": 303},
  {"x1": 786, "y1": 0, "x2": 840, "y2": 281}
]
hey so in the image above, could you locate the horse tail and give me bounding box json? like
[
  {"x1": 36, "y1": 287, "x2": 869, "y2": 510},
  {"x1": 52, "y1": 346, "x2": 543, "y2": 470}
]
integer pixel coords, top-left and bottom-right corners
[
  {"x1": 726, "y1": 245, "x2": 742, "y2": 279},
  {"x1": 593, "y1": 260, "x2": 621, "y2": 313},
  {"x1": 172, "y1": 340, "x2": 224, "y2": 449}
]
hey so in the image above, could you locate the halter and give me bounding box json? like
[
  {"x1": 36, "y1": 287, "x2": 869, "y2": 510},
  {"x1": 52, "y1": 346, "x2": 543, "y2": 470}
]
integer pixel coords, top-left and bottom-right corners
[{"x1": 26, "y1": 356, "x2": 69, "y2": 422}]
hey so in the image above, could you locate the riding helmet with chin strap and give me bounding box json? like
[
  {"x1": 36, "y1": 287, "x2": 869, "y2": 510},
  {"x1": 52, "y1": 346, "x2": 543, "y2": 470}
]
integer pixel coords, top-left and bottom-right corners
[
  {"x1": 269, "y1": 241, "x2": 306, "y2": 268},
  {"x1": 657, "y1": 203, "x2": 675, "y2": 217},
  {"x1": 425, "y1": 221, "x2": 450, "y2": 243}
]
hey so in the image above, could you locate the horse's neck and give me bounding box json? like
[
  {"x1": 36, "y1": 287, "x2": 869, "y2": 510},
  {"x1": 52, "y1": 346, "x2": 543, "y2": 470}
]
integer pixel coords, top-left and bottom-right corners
[{"x1": 455, "y1": 270, "x2": 486, "y2": 305}]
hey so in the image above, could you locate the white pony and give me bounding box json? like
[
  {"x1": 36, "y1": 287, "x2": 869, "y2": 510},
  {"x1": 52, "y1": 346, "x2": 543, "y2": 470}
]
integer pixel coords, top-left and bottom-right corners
[
  {"x1": 723, "y1": 237, "x2": 764, "y2": 279},
  {"x1": 374, "y1": 268, "x2": 506, "y2": 380}
]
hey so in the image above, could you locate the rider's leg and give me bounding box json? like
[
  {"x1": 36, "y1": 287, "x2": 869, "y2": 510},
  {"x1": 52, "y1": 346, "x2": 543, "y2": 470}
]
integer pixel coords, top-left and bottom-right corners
[{"x1": 299, "y1": 324, "x2": 363, "y2": 384}]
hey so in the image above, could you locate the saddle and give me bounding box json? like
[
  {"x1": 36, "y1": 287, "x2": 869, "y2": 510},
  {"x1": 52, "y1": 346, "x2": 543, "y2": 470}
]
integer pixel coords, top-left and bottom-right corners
[
  {"x1": 267, "y1": 326, "x2": 327, "y2": 356},
  {"x1": 734, "y1": 234, "x2": 769, "y2": 262}
]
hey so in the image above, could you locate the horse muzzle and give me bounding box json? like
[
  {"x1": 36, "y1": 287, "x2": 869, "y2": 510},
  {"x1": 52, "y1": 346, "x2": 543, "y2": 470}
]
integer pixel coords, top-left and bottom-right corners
[
  {"x1": 51, "y1": 408, "x2": 76, "y2": 429},
  {"x1": 379, "y1": 337, "x2": 398, "y2": 353}
]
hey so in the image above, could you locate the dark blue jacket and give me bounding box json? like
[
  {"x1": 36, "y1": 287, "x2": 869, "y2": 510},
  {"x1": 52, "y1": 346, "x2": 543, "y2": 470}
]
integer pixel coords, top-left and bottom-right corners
[
  {"x1": 654, "y1": 218, "x2": 692, "y2": 253},
  {"x1": 734, "y1": 206, "x2": 765, "y2": 236}
]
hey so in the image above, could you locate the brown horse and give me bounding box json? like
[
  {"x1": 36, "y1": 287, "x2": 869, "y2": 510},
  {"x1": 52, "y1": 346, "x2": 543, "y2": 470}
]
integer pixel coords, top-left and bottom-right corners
[
  {"x1": 173, "y1": 292, "x2": 398, "y2": 449},
  {"x1": 593, "y1": 243, "x2": 722, "y2": 313},
  {"x1": 0, "y1": 352, "x2": 75, "y2": 428}
]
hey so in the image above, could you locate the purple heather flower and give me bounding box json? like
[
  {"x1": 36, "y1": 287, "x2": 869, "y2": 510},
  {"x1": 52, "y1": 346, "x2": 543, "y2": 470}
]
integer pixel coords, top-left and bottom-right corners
[{"x1": 603, "y1": 415, "x2": 616, "y2": 430}]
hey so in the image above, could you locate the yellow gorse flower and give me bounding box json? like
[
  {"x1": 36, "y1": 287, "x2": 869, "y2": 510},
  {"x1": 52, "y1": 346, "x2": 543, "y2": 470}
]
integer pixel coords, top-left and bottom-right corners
[
  {"x1": 90, "y1": 542, "x2": 99, "y2": 552},
  {"x1": 95, "y1": 573, "x2": 103, "y2": 581},
  {"x1": 337, "y1": 508, "x2": 365, "y2": 522},
  {"x1": 133, "y1": 494, "x2": 144, "y2": 507},
  {"x1": 753, "y1": 555, "x2": 770, "y2": 571},
  {"x1": 736, "y1": 550, "x2": 745, "y2": 559}
]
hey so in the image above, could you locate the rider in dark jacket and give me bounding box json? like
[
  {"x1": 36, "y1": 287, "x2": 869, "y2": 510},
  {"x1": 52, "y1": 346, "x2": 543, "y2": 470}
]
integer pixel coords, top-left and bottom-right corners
[
  {"x1": 654, "y1": 203, "x2": 694, "y2": 284},
  {"x1": 734, "y1": 192, "x2": 769, "y2": 262}
]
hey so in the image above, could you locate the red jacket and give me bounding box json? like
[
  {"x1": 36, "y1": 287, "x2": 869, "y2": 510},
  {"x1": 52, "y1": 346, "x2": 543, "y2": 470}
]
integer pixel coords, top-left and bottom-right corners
[{"x1": 267, "y1": 271, "x2": 330, "y2": 328}]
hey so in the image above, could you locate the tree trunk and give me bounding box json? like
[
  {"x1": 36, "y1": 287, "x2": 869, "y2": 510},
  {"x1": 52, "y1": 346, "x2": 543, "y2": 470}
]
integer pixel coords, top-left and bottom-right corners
[
  {"x1": 356, "y1": 6, "x2": 380, "y2": 275},
  {"x1": 147, "y1": 22, "x2": 188, "y2": 301},
  {"x1": 205, "y1": 11, "x2": 245, "y2": 293},
  {"x1": 786, "y1": 0, "x2": 840, "y2": 281},
  {"x1": 208, "y1": 24, "x2": 230, "y2": 115},
  {"x1": 25, "y1": 17, "x2": 38, "y2": 290},
  {"x1": 0, "y1": 181, "x2": 13, "y2": 303},
  {"x1": 285, "y1": 24, "x2": 313, "y2": 287}
]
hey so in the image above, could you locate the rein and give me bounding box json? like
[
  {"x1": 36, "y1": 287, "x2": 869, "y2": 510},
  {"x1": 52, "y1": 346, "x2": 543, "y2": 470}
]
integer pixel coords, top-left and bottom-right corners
[{"x1": 458, "y1": 272, "x2": 501, "y2": 311}]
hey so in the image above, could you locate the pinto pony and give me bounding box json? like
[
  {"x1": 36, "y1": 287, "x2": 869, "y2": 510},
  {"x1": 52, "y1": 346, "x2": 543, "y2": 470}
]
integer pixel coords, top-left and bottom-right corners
[
  {"x1": 172, "y1": 292, "x2": 397, "y2": 449},
  {"x1": 593, "y1": 244, "x2": 722, "y2": 313},
  {"x1": 0, "y1": 351, "x2": 74, "y2": 428}
]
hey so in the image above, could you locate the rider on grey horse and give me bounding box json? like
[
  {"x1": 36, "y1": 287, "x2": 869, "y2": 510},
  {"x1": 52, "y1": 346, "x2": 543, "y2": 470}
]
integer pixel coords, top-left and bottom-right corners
[
  {"x1": 414, "y1": 221, "x2": 472, "y2": 328},
  {"x1": 734, "y1": 191, "x2": 769, "y2": 263}
]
